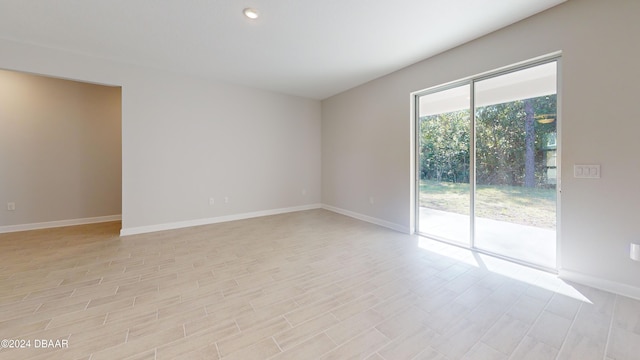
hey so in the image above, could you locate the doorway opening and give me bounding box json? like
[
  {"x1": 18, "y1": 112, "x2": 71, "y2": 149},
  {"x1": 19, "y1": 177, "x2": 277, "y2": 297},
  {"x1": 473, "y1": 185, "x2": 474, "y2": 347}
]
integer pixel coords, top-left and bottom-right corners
[{"x1": 0, "y1": 69, "x2": 122, "y2": 234}]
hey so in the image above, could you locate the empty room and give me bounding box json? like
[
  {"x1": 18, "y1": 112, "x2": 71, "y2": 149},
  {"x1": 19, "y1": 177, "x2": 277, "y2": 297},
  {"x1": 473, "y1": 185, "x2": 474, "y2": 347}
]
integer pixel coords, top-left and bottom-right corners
[{"x1": 1, "y1": 0, "x2": 639, "y2": 359}]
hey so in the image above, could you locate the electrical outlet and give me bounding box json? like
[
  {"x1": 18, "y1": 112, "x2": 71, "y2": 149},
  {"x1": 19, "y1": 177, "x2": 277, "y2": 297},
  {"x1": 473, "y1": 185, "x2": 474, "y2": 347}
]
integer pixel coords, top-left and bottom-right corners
[
  {"x1": 7, "y1": 202, "x2": 15, "y2": 211},
  {"x1": 369, "y1": 196, "x2": 374, "y2": 205},
  {"x1": 302, "y1": 188, "x2": 307, "y2": 196},
  {"x1": 209, "y1": 197, "x2": 215, "y2": 206},
  {"x1": 224, "y1": 197, "x2": 229, "y2": 204}
]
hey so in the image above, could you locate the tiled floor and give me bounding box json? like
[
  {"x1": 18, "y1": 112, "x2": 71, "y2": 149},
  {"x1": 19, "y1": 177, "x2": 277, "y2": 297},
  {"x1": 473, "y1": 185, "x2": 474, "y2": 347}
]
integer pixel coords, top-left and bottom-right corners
[{"x1": 0, "y1": 209, "x2": 638, "y2": 359}]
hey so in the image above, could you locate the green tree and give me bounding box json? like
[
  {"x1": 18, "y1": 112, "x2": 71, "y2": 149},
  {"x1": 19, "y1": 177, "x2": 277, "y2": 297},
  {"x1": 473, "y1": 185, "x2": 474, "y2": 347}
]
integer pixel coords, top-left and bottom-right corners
[
  {"x1": 420, "y1": 110, "x2": 469, "y2": 183},
  {"x1": 524, "y1": 98, "x2": 536, "y2": 188},
  {"x1": 420, "y1": 94, "x2": 556, "y2": 188}
]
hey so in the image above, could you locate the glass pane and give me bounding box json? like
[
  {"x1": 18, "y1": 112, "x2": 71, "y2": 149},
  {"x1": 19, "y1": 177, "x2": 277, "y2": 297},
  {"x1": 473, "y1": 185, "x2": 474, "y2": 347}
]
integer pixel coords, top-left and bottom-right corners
[
  {"x1": 474, "y1": 62, "x2": 557, "y2": 268},
  {"x1": 418, "y1": 84, "x2": 471, "y2": 246}
]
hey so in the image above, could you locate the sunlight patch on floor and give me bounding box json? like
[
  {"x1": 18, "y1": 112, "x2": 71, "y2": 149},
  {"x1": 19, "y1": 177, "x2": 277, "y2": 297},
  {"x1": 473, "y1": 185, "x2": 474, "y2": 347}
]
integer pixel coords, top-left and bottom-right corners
[{"x1": 417, "y1": 236, "x2": 592, "y2": 303}]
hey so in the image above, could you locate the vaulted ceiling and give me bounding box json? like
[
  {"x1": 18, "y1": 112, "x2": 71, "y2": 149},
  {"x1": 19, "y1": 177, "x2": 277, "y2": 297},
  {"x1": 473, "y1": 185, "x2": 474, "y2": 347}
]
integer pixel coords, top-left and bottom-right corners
[{"x1": 0, "y1": 0, "x2": 565, "y2": 99}]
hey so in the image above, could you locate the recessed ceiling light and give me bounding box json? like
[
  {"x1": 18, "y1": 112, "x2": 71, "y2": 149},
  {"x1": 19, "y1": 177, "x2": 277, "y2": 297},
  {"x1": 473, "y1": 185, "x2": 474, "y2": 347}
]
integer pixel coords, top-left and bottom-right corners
[{"x1": 243, "y1": 8, "x2": 259, "y2": 20}]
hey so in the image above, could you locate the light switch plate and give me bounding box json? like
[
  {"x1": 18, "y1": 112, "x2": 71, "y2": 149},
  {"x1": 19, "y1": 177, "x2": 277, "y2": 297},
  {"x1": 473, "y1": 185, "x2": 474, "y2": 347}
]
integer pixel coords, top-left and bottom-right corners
[{"x1": 574, "y1": 164, "x2": 600, "y2": 178}]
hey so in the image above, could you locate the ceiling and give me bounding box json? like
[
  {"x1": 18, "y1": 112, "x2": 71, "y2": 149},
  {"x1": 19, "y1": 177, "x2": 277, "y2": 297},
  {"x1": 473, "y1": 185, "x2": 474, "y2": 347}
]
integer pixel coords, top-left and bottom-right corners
[{"x1": 0, "y1": 0, "x2": 565, "y2": 100}]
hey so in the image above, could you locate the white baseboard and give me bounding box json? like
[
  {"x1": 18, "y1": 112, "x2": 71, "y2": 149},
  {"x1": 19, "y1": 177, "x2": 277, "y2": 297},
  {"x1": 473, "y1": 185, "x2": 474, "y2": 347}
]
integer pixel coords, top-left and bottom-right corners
[
  {"x1": 559, "y1": 269, "x2": 640, "y2": 301},
  {"x1": 321, "y1": 204, "x2": 411, "y2": 234},
  {"x1": 0, "y1": 215, "x2": 122, "y2": 234},
  {"x1": 120, "y1": 204, "x2": 323, "y2": 236}
]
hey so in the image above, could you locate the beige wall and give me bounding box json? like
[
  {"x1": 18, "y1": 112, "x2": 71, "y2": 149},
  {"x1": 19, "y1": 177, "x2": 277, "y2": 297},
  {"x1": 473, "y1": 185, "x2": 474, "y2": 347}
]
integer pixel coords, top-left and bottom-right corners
[
  {"x1": 322, "y1": 0, "x2": 640, "y2": 294},
  {"x1": 0, "y1": 70, "x2": 122, "y2": 227},
  {"x1": 0, "y1": 34, "x2": 322, "y2": 235},
  {"x1": 121, "y1": 71, "x2": 321, "y2": 232}
]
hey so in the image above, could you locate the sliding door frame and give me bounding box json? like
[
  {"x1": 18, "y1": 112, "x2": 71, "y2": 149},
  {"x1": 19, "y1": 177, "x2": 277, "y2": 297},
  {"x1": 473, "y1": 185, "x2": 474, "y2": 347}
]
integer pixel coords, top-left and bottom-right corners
[
  {"x1": 413, "y1": 54, "x2": 562, "y2": 272},
  {"x1": 414, "y1": 80, "x2": 472, "y2": 246}
]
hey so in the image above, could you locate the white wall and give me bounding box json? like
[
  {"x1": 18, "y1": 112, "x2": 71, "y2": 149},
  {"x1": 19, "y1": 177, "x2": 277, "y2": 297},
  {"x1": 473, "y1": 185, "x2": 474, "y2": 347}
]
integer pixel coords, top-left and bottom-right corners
[
  {"x1": 0, "y1": 70, "x2": 121, "y2": 228},
  {"x1": 0, "y1": 38, "x2": 321, "y2": 234},
  {"x1": 322, "y1": 0, "x2": 640, "y2": 293}
]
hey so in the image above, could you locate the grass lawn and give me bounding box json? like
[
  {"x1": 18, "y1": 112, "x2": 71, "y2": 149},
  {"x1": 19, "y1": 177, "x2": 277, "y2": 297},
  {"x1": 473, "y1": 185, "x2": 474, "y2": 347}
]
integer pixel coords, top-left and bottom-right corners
[{"x1": 419, "y1": 180, "x2": 556, "y2": 229}]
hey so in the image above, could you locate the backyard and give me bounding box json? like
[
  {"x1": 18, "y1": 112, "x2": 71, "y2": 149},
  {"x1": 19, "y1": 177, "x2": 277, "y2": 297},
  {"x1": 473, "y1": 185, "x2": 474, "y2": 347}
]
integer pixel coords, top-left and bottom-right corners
[{"x1": 419, "y1": 180, "x2": 556, "y2": 229}]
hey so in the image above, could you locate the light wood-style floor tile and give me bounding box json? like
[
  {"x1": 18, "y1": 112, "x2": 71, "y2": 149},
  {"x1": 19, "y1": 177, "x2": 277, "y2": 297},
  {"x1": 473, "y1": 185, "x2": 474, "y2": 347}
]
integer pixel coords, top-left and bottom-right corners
[
  {"x1": 0, "y1": 210, "x2": 638, "y2": 360},
  {"x1": 270, "y1": 333, "x2": 336, "y2": 360},
  {"x1": 273, "y1": 313, "x2": 337, "y2": 350}
]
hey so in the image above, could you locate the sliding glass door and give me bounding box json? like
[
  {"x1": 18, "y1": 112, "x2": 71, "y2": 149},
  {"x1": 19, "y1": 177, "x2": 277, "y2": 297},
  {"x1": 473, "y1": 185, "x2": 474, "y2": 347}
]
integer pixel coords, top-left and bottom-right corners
[
  {"x1": 416, "y1": 60, "x2": 558, "y2": 269},
  {"x1": 417, "y1": 84, "x2": 471, "y2": 246},
  {"x1": 474, "y1": 62, "x2": 557, "y2": 268}
]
